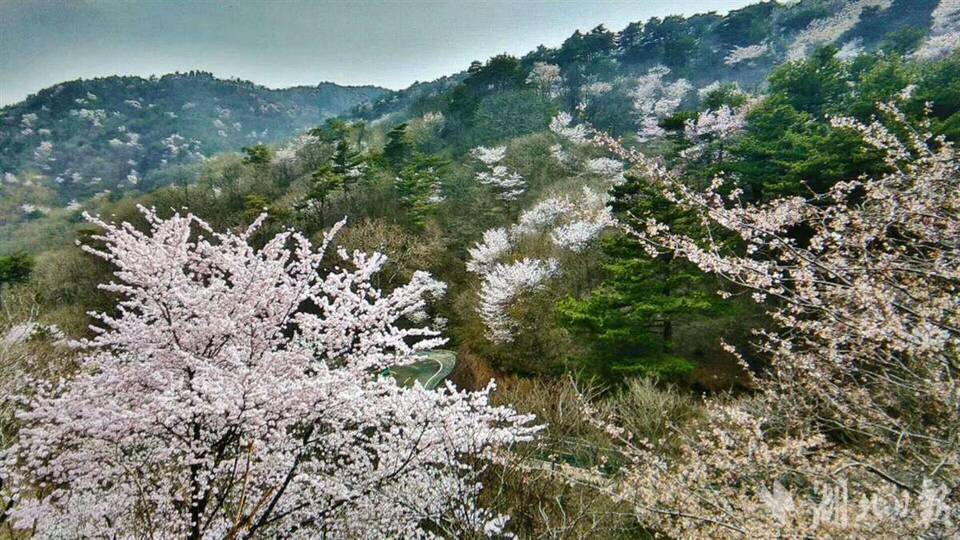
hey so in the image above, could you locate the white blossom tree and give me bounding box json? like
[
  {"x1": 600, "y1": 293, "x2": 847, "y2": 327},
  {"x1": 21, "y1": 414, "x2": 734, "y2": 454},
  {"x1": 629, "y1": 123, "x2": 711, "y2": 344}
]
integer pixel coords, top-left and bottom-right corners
[
  {"x1": 914, "y1": 0, "x2": 960, "y2": 60},
  {"x1": 682, "y1": 104, "x2": 749, "y2": 162},
  {"x1": 468, "y1": 186, "x2": 615, "y2": 343},
  {"x1": 724, "y1": 43, "x2": 769, "y2": 66},
  {"x1": 526, "y1": 62, "x2": 563, "y2": 98},
  {"x1": 787, "y1": 0, "x2": 892, "y2": 61},
  {"x1": 478, "y1": 258, "x2": 559, "y2": 343},
  {"x1": 587, "y1": 103, "x2": 959, "y2": 536},
  {"x1": 0, "y1": 208, "x2": 537, "y2": 538},
  {"x1": 631, "y1": 67, "x2": 693, "y2": 141},
  {"x1": 471, "y1": 146, "x2": 526, "y2": 202},
  {"x1": 549, "y1": 112, "x2": 590, "y2": 145}
]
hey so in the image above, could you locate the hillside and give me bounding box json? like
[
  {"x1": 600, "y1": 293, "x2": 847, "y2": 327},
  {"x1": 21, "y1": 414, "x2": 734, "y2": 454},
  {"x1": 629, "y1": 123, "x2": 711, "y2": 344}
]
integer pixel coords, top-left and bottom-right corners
[
  {"x1": 1, "y1": 0, "x2": 959, "y2": 537},
  {"x1": 0, "y1": 71, "x2": 384, "y2": 214},
  {"x1": 351, "y1": 0, "x2": 945, "y2": 140}
]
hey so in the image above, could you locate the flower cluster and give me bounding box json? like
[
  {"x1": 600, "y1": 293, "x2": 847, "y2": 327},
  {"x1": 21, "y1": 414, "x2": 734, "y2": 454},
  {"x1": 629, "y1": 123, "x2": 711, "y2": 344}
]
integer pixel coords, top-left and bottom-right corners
[
  {"x1": 914, "y1": 0, "x2": 960, "y2": 61},
  {"x1": 787, "y1": 0, "x2": 892, "y2": 60},
  {"x1": 724, "y1": 43, "x2": 769, "y2": 66},
  {"x1": 631, "y1": 66, "x2": 693, "y2": 141},
  {"x1": 0, "y1": 208, "x2": 538, "y2": 538},
  {"x1": 478, "y1": 258, "x2": 559, "y2": 343},
  {"x1": 471, "y1": 146, "x2": 526, "y2": 201},
  {"x1": 591, "y1": 104, "x2": 959, "y2": 536},
  {"x1": 468, "y1": 185, "x2": 615, "y2": 342},
  {"x1": 549, "y1": 112, "x2": 590, "y2": 145},
  {"x1": 526, "y1": 62, "x2": 563, "y2": 98}
]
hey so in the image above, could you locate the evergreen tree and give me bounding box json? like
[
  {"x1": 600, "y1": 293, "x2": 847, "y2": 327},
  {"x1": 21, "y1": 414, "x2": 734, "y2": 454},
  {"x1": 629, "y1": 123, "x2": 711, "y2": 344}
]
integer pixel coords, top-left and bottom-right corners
[
  {"x1": 767, "y1": 46, "x2": 847, "y2": 117},
  {"x1": 331, "y1": 139, "x2": 363, "y2": 191},
  {"x1": 0, "y1": 253, "x2": 33, "y2": 287},
  {"x1": 241, "y1": 144, "x2": 272, "y2": 165},
  {"x1": 557, "y1": 175, "x2": 729, "y2": 381},
  {"x1": 383, "y1": 123, "x2": 413, "y2": 167},
  {"x1": 298, "y1": 165, "x2": 344, "y2": 225},
  {"x1": 395, "y1": 154, "x2": 447, "y2": 228}
]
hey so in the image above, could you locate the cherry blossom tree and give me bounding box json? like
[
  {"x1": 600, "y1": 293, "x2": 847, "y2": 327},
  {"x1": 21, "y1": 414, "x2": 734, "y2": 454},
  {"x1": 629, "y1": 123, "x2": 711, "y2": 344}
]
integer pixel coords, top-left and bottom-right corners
[
  {"x1": 468, "y1": 186, "x2": 615, "y2": 343},
  {"x1": 471, "y1": 146, "x2": 526, "y2": 202},
  {"x1": 466, "y1": 227, "x2": 512, "y2": 275},
  {"x1": 478, "y1": 258, "x2": 559, "y2": 343},
  {"x1": 549, "y1": 112, "x2": 590, "y2": 145},
  {"x1": 914, "y1": 0, "x2": 960, "y2": 61},
  {"x1": 787, "y1": 0, "x2": 891, "y2": 61},
  {"x1": 584, "y1": 157, "x2": 625, "y2": 185},
  {"x1": 631, "y1": 67, "x2": 692, "y2": 141},
  {"x1": 526, "y1": 62, "x2": 563, "y2": 98},
  {"x1": 723, "y1": 43, "x2": 769, "y2": 66},
  {"x1": 0, "y1": 208, "x2": 537, "y2": 538},
  {"x1": 588, "y1": 102, "x2": 959, "y2": 536},
  {"x1": 682, "y1": 104, "x2": 749, "y2": 162}
]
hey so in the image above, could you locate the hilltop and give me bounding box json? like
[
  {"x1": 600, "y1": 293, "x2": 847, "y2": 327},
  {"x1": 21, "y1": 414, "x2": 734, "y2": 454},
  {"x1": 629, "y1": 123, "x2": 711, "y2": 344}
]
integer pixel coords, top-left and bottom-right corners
[
  {"x1": 350, "y1": 0, "x2": 944, "y2": 140},
  {"x1": 0, "y1": 71, "x2": 383, "y2": 211}
]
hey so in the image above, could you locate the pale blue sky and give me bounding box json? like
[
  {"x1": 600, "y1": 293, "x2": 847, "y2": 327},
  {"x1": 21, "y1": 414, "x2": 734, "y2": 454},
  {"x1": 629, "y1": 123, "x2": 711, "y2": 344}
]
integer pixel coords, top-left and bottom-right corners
[{"x1": 0, "y1": 0, "x2": 756, "y2": 106}]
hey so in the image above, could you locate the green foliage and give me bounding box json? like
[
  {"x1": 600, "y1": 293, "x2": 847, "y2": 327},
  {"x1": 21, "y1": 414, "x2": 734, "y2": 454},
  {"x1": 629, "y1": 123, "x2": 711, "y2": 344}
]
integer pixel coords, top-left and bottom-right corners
[
  {"x1": 0, "y1": 253, "x2": 33, "y2": 287},
  {"x1": 556, "y1": 25, "x2": 617, "y2": 66},
  {"x1": 714, "y1": 2, "x2": 774, "y2": 46},
  {"x1": 331, "y1": 139, "x2": 363, "y2": 190},
  {"x1": 768, "y1": 46, "x2": 847, "y2": 117},
  {"x1": 619, "y1": 15, "x2": 703, "y2": 68},
  {"x1": 581, "y1": 84, "x2": 639, "y2": 136},
  {"x1": 855, "y1": 0, "x2": 940, "y2": 48},
  {"x1": 658, "y1": 110, "x2": 698, "y2": 132},
  {"x1": 880, "y1": 26, "x2": 927, "y2": 55},
  {"x1": 557, "y1": 176, "x2": 728, "y2": 382},
  {"x1": 777, "y1": 4, "x2": 830, "y2": 32},
  {"x1": 0, "y1": 72, "x2": 384, "y2": 205},
  {"x1": 297, "y1": 165, "x2": 344, "y2": 225},
  {"x1": 699, "y1": 83, "x2": 748, "y2": 110},
  {"x1": 383, "y1": 123, "x2": 413, "y2": 167},
  {"x1": 309, "y1": 118, "x2": 349, "y2": 141},
  {"x1": 471, "y1": 90, "x2": 555, "y2": 146},
  {"x1": 730, "y1": 95, "x2": 885, "y2": 199},
  {"x1": 911, "y1": 51, "x2": 960, "y2": 133},
  {"x1": 394, "y1": 154, "x2": 448, "y2": 228},
  {"x1": 241, "y1": 144, "x2": 272, "y2": 165}
]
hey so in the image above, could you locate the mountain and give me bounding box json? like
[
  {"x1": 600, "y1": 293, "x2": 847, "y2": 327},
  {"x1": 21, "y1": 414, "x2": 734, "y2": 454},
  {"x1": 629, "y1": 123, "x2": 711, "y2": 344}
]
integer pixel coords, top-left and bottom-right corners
[
  {"x1": 0, "y1": 71, "x2": 384, "y2": 207},
  {"x1": 349, "y1": 0, "x2": 945, "y2": 142},
  {"x1": 1, "y1": 0, "x2": 953, "y2": 226}
]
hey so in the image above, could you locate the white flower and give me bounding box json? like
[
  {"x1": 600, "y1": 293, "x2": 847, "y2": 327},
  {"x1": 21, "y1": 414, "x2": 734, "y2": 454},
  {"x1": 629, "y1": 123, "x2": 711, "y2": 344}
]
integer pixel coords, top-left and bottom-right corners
[
  {"x1": 550, "y1": 112, "x2": 590, "y2": 144},
  {"x1": 724, "y1": 43, "x2": 769, "y2": 66},
  {"x1": 466, "y1": 228, "x2": 511, "y2": 275},
  {"x1": 479, "y1": 258, "x2": 558, "y2": 342}
]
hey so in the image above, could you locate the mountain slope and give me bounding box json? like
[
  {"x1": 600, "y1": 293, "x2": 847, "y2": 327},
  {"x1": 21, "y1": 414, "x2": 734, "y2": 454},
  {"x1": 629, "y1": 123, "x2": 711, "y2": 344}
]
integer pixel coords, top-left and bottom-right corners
[
  {"x1": 349, "y1": 0, "x2": 947, "y2": 141},
  {"x1": 0, "y1": 71, "x2": 384, "y2": 206}
]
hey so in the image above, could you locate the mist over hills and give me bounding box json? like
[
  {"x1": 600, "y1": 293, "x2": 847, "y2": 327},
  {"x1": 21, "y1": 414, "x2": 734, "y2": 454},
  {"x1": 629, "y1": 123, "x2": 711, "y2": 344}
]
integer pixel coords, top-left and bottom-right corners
[{"x1": 0, "y1": 72, "x2": 383, "y2": 207}]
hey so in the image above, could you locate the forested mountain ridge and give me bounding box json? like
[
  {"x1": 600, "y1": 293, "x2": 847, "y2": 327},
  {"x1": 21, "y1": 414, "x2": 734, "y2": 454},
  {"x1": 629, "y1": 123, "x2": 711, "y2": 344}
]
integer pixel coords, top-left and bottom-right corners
[
  {"x1": 1, "y1": 0, "x2": 951, "y2": 226},
  {"x1": 351, "y1": 0, "x2": 945, "y2": 140},
  {"x1": 0, "y1": 71, "x2": 384, "y2": 211}
]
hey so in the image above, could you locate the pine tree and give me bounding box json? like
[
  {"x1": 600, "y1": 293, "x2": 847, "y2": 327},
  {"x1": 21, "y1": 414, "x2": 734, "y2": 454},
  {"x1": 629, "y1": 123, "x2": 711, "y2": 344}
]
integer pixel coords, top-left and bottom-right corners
[
  {"x1": 331, "y1": 139, "x2": 363, "y2": 192},
  {"x1": 557, "y1": 174, "x2": 729, "y2": 381},
  {"x1": 0, "y1": 252, "x2": 33, "y2": 287},
  {"x1": 383, "y1": 123, "x2": 412, "y2": 167},
  {"x1": 297, "y1": 165, "x2": 344, "y2": 225},
  {"x1": 241, "y1": 144, "x2": 272, "y2": 165},
  {"x1": 395, "y1": 154, "x2": 447, "y2": 228}
]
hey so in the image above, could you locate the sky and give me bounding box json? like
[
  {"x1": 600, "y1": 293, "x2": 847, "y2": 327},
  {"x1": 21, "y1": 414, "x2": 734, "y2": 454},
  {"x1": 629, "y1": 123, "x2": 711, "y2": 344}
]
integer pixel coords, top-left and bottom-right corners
[{"x1": 0, "y1": 0, "x2": 756, "y2": 106}]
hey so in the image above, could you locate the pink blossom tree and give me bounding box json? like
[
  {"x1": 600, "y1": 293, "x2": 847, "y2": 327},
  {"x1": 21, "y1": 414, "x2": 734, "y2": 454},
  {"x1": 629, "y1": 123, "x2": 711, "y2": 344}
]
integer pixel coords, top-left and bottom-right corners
[{"x1": 1, "y1": 208, "x2": 537, "y2": 538}]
